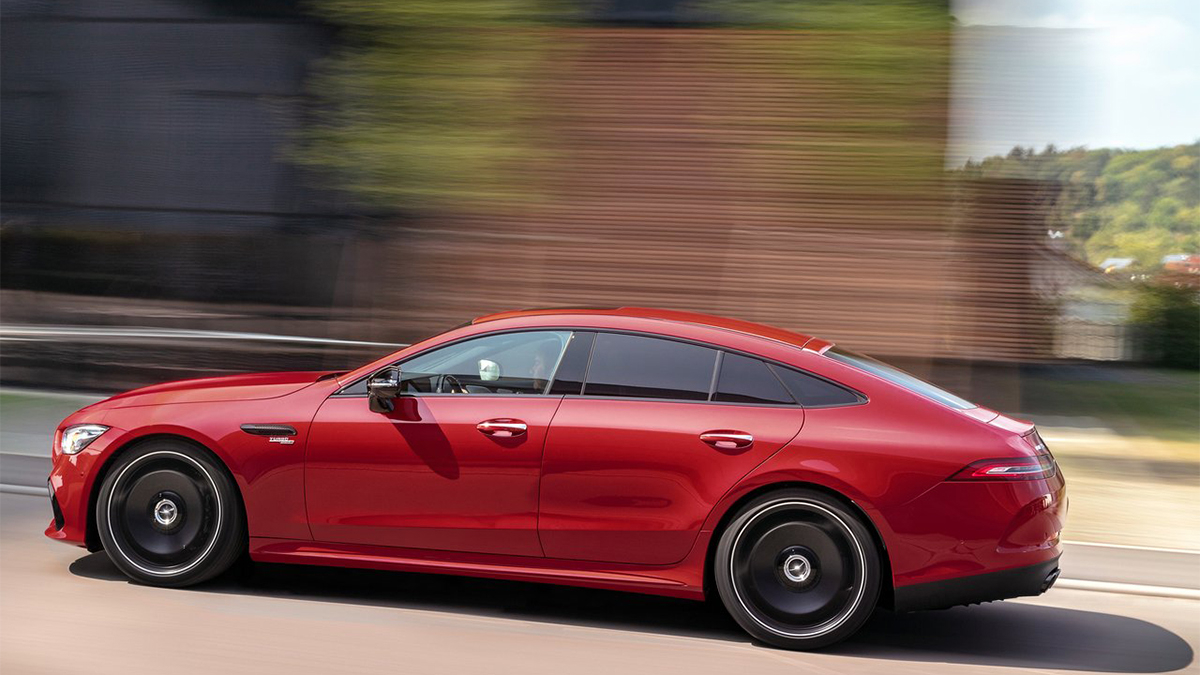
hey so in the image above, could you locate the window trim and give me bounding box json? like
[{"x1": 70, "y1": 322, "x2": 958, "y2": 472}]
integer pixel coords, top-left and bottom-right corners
[{"x1": 332, "y1": 326, "x2": 867, "y2": 409}]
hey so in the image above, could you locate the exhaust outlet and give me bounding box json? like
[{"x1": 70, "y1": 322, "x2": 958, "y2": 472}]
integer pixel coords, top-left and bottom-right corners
[{"x1": 1041, "y1": 568, "x2": 1061, "y2": 593}]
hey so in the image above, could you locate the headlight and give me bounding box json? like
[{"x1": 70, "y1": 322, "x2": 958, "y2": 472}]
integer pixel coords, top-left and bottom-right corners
[{"x1": 60, "y1": 424, "x2": 109, "y2": 455}]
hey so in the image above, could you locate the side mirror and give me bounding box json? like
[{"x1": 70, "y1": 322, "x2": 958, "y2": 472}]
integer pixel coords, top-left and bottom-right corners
[
  {"x1": 478, "y1": 359, "x2": 501, "y2": 382},
  {"x1": 367, "y1": 365, "x2": 401, "y2": 413}
]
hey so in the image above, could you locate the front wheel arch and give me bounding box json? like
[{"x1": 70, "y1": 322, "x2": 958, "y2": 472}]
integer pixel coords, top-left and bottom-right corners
[
  {"x1": 703, "y1": 481, "x2": 894, "y2": 611},
  {"x1": 85, "y1": 433, "x2": 247, "y2": 554}
]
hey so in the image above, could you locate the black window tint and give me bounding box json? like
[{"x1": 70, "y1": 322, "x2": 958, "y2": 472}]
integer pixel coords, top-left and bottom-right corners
[
  {"x1": 548, "y1": 331, "x2": 595, "y2": 395},
  {"x1": 770, "y1": 364, "x2": 863, "y2": 407},
  {"x1": 585, "y1": 333, "x2": 717, "y2": 401},
  {"x1": 714, "y1": 353, "x2": 794, "y2": 404}
]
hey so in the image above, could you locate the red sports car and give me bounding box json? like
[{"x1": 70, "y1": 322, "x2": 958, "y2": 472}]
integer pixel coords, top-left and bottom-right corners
[{"x1": 46, "y1": 307, "x2": 1066, "y2": 649}]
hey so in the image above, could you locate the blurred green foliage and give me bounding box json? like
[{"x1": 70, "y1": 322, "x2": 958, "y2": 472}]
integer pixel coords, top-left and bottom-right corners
[
  {"x1": 297, "y1": 0, "x2": 951, "y2": 210},
  {"x1": 295, "y1": 0, "x2": 558, "y2": 209},
  {"x1": 960, "y1": 142, "x2": 1200, "y2": 268},
  {"x1": 1130, "y1": 283, "x2": 1200, "y2": 370}
]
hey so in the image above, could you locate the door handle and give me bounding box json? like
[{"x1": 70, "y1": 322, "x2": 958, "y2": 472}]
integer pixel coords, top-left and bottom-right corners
[
  {"x1": 700, "y1": 430, "x2": 754, "y2": 450},
  {"x1": 477, "y1": 419, "x2": 528, "y2": 437}
]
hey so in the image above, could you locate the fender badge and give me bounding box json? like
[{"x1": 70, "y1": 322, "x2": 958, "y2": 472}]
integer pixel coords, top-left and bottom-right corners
[{"x1": 269, "y1": 437, "x2": 295, "y2": 445}]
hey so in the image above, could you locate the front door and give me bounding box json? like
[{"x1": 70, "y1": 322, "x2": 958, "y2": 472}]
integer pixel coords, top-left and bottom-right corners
[{"x1": 305, "y1": 330, "x2": 573, "y2": 557}]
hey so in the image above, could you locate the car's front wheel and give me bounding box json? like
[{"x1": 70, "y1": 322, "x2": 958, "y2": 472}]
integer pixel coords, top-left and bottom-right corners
[
  {"x1": 714, "y1": 488, "x2": 881, "y2": 650},
  {"x1": 96, "y1": 439, "x2": 245, "y2": 587}
]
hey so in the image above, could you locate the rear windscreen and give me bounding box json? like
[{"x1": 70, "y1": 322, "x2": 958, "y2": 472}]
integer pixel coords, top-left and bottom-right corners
[{"x1": 825, "y1": 347, "x2": 976, "y2": 410}]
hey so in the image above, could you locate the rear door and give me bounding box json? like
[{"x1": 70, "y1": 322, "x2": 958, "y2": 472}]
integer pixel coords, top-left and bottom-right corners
[{"x1": 538, "y1": 333, "x2": 806, "y2": 564}]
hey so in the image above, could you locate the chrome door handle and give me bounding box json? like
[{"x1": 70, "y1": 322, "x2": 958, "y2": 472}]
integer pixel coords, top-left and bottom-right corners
[
  {"x1": 476, "y1": 419, "x2": 528, "y2": 437},
  {"x1": 700, "y1": 430, "x2": 754, "y2": 450}
]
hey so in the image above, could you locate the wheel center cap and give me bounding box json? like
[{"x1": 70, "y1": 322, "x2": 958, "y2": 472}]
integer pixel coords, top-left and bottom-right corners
[
  {"x1": 153, "y1": 498, "x2": 178, "y2": 527},
  {"x1": 782, "y1": 553, "x2": 812, "y2": 583}
]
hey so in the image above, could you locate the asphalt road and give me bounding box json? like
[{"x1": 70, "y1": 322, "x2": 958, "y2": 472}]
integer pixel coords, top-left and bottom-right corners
[{"x1": 2, "y1": 493, "x2": 1196, "y2": 675}]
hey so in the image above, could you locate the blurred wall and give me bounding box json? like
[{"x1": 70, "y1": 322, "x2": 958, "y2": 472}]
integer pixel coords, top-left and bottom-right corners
[
  {"x1": 1, "y1": 0, "x2": 1057, "y2": 403},
  {"x1": 1, "y1": 0, "x2": 353, "y2": 307}
]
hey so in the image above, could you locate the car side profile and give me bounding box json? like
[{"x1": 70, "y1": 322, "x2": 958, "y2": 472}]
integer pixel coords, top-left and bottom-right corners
[{"x1": 46, "y1": 307, "x2": 1066, "y2": 649}]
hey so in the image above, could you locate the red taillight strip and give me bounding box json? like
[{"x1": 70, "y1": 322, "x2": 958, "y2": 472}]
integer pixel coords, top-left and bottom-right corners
[{"x1": 948, "y1": 455, "x2": 1056, "y2": 481}]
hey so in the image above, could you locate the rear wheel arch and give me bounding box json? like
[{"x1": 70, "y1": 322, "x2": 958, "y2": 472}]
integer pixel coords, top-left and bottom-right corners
[
  {"x1": 85, "y1": 433, "x2": 247, "y2": 553},
  {"x1": 702, "y1": 481, "x2": 895, "y2": 611}
]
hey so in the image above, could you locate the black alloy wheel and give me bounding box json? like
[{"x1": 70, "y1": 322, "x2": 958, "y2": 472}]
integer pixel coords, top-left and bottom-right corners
[
  {"x1": 714, "y1": 488, "x2": 881, "y2": 650},
  {"x1": 96, "y1": 439, "x2": 245, "y2": 587}
]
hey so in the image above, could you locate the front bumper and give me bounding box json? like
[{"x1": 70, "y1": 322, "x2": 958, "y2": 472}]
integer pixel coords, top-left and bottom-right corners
[
  {"x1": 45, "y1": 430, "x2": 122, "y2": 549},
  {"x1": 892, "y1": 555, "x2": 1061, "y2": 612}
]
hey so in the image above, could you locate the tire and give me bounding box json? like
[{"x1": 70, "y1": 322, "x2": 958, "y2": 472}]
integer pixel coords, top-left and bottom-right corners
[
  {"x1": 714, "y1": 488, "x2": 881, "y2": 650},
  {"x1": 96, "y1": 439, "x2": 245, "y2": 587}
]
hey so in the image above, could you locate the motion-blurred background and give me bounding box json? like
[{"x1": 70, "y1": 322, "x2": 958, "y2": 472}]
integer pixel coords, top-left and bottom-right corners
[{"x1": 1, "y1": 0, "x2": 1197, "y2": 551}]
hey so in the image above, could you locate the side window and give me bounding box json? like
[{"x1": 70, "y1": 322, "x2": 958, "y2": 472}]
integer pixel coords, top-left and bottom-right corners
[
  {"x1": 770, "y1": 364, "x2": 863, "y2": 407},
  {"x1": 584, "y1": 333, "x2": 717, "y2": 401},
  {"x1": 346, "y1": 331, "x2": 571, "y2": 396},
  {"x1": 825, "y1": 347, "x2": 973, "y2": 410},
  {"x1": 714, "y1": 353, "x2": 794, "y2": 405},
  {"x1": 400, "y1": 330, "x2": 571, "y2": 395}
]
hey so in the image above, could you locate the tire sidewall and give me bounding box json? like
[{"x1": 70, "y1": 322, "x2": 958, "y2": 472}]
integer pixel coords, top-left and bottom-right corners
[
  {"x1": 714, "y1": 488, "x2": 881, "y2": 650},
  {"x1": 96, "y1": 439, "x2": 245, "y2": 587}
]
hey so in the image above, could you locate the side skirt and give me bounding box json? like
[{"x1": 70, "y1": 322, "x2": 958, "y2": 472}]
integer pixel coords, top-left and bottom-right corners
[{"x1": 249, "y1": 537, "x2": 707, "y2": 600}]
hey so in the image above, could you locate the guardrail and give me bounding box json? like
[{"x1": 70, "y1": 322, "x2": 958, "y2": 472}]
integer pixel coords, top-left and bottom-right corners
[{"x1": 0, "y1": 325, "x2": 408, "y2": 348}]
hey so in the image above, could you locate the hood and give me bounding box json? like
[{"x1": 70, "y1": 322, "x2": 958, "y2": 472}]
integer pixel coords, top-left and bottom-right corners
[{"x1": 94, "y1": 371, "x2": 338, "y2": 409}]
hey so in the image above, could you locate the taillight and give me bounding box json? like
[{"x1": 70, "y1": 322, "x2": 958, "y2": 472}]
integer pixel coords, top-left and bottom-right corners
[
  {"x1": 949, "y1": 454, "x2": 1056, "y2": 481},
  {"x1": 1025, "y1": 429, "x2": 1053, "y2": 458}
]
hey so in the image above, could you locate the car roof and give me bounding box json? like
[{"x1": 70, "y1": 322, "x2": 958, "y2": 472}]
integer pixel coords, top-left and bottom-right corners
[{"x1": 473, "y1": 307, "x2": 827, "y2": 352}]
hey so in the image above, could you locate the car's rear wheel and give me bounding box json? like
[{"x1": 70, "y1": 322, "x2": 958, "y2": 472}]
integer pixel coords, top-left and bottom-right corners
[
  {"x1": 714, "y1": 488, "x2": 881, "y2": 650},
  {"x1": 96, "y1": 439, "x2": 245, "y2": 587}
]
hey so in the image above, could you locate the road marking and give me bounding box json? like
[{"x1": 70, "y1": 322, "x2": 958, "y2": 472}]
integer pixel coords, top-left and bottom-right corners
[
  {"x1": 1065, "y1": 540, "x2": 1200, "y2": 556},
  {"x1": 1056, "y1": 579, "x2": 1200, "y2": 600}
]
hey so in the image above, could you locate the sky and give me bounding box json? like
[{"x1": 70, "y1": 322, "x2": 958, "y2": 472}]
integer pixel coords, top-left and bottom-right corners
[{"x1": 949, "y1": 0, "x2": 1200, "y2": 164}]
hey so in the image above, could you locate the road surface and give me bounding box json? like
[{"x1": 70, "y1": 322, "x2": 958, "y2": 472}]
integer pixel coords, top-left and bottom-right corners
[{"x1": 1, "y1": 493, "x2": 1196, "y2": 675}]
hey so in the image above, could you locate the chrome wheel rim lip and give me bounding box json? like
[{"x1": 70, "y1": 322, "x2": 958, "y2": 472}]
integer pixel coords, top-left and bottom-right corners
[
  {"x1": 106, "y1": 450, "x2": 223, "y2": 577},
  {"x1": 729, "y1": 500, "x2": 867, "y2": 639}
]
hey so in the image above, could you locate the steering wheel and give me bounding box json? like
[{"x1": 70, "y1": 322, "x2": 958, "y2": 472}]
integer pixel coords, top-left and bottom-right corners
[{"x1": 437, "y1": 374, "x2": 469, "y2": 394}]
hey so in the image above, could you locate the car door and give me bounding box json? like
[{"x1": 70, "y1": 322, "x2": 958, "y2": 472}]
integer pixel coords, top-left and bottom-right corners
[
  {"x1": 538, "y1": 332, "x2": 807, "y2": 565},
  {"x1": 305, "y1": 330, "x2": 574, "y2": 557}
]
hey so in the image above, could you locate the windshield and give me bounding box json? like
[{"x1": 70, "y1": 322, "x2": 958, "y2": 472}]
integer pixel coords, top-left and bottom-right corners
[{"x1": 825, "y1": 347, "x2": 976, "y2": 410}]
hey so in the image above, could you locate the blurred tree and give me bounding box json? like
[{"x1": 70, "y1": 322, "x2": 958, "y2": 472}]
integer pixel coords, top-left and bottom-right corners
[
  {"x1": 1131, "y1": 283, "x2": 1200, "y2": 369},
  {"x1": 295, "y1": 0, "x2": 559, "y2": 210},
  {"x1": 959, "y1": 142, "x2": 1200, "y2": 267}
]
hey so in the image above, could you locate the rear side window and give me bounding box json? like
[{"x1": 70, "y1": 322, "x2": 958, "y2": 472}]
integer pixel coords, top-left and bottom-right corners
[
  {"x1": 584, "y1": 333, "x2": 717, "y2": 401},
  {"x1": 714, "y1": 353, "x2": 794, "y2": 405},
  {"x1": 770, "y1": 364, "x2": 864, "y2": 407},
  {"x1": 825, "y1": 347, "x2": 974, "y2": 410}
]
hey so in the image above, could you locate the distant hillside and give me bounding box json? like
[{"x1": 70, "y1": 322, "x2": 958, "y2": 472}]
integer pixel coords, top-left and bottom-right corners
[{"x1": 958, "y1": 142, "x2": 1199, "y2": 268}]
